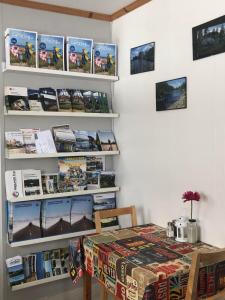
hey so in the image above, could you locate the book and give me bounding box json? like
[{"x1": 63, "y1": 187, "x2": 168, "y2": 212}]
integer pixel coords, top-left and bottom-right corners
[
  {"x1": 5, "y1": 131, "x2": 25, "y2": 155},
  {"x1": 42, "y1": 198, "x2": 71, "y2": 237},
  {"x1": 20, "y1": 128, "x2": 39, "y2": 154},
  {"x1": 23, "y1": 254, "x2": 36, "y2": 282},
  {"x1": 43, "y1": 251, "x2": 53, "y2": 278},
  {"x1": 97, "y1": 130, "x2": 118, "y2": 151},
  {"x1": 39, "y1": 87, "x2": 59, "y2": 111},
  {"x1": 8, "y1": 201, "x2": 42, "y2": 243},
  {"x1": 92, "y1": 92, "x2": 101, "y2": 113},
  {"x1": 93, "y1": 193, "x2": 118, "y2": 228},
  {"x1": 22, "y1": 169, "x2": 43, "y2": 196},
  {"x1": 28, "y1": 89, "x2": 43, "y2": 111},
  {"x1": 58, "y1": 157, "x2": 87, "y2": 192},
  {"x1": 35, "y1": 252, "x2": 45, "y2": 280},
  {"x1": 83, "y1": 90, "x2": 94, "y2": 112},
  {"x1": 52, "y1": 125, "x2": 76, "y2": 152},
  {"x1": 42, "y1": 173, "x2": 58, "y2": 194},
  {"x1": 57, "y1": 89, "x2": 72, "y2": 112},
  {"x1": 86, "y1": 156, "x2": 105, "y2": 172},
  {"x1": 70, "y1": 89, "x2": 85, "y2": 112},
  {"x1": 100, "y1": 171, "x2": 116, "y2": 188},
  {"x1": 86, "y1": 131, "x2": 99, "y2": 151},
  {"x1": 73, "y1": 130, "x2": 91, "y2": 152},
  {"x1": 5, "y1": 28, "x2": 37, "y2": 68},
  {"x1": 99, "y1": 92, "x2": 109, "y2": 113},
  {"x1": 70, "y1": 195, "x2": 95, "y2": 232},
  {"x1": 67, "y1": 37, "x2": 93, "y2": 73},
  {"x1": 35, "y1": 130, "x2": 57, "y2": 154},
  {"x1": 6, "y1": 256, "x2": 25, "y2": 286},
  {"x1": 93, "y1": 43, "x2": 117, "y2": 76},
  {"x1": 5, "y1": 170, "x2": 23, "y2": 200},
  {"x1": 5, "y1": 86, "x2": 29, "y2": 111},
  {"x1": 51, "y1": 248, "x2": 69, "y2": 276},
  {"x1": 86, "y1": 171, "x2": 100, "y2": 190},
  {"x1": 38, "y1": 34, "x2": 64, "y2": 70}
]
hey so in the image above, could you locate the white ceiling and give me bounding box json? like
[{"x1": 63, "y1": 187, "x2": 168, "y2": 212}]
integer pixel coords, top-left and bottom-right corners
[{"x1": 31, "y1": 0, "x2": 135, "y2": 14}]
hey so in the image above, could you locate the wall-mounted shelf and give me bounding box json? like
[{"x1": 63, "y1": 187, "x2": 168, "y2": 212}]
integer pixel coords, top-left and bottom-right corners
[
  {"x1": 8, "y1": 225, "x2": 120, "y2": 248},
  {"x1": 2, "y1": 64, "x2": 119, "y2": 82},
  {"x1": 5, "y1": 110, "x2": 119, "y2": 118},
  {"x1": 8, "y1": 187, "x2": 120, "y2": 202},
  {"x1": 5, "y1": 150, "x2": 119, "y2": 160},
  {"x1": 11, "y1": 273, "x2": 70, "y2": 291}
]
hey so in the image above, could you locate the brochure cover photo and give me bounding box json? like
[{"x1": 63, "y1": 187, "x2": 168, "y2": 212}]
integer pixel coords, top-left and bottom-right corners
[{"x1": 94, "y1": 43, "x2": 117, "y2": 76}]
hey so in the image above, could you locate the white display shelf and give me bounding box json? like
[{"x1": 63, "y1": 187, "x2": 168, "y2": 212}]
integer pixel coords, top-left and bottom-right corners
[
  {"x1": 8, "y1": 187, "x2": 120, "y2": 202},
  {"x1": 2, "y1": 64, "x2": 119, "y2": 81},
  {"x1": 9, "y1": 225, "x2": 120, "y2": 248},
  {"x1": 11, "y1": 273, "x2": 70, "y2": 291},
  {"x1": 5, "y1": 150, "x2": 119, "y2": 160},
  {"x1": 5, "y1": 110, "x2": 119, "y2": 118}
]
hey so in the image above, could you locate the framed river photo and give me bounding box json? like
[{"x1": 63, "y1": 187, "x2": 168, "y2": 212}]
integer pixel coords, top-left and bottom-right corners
[
  {"x1": 156, "y1": 77, "x2": 187, "y2": 111},
  {"x1": 130, "y1": 42, "x2": 155, "y2": 75},
  {"x1": 193, "y1": 15, "x2": 225, "y2": 60}
]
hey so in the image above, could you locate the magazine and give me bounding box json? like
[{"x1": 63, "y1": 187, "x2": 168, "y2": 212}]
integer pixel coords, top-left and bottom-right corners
[
  {"x1": 52, "y1": 125, "x2": 76, "y2": 152},
  {"x1": 73, "y1": 130, "x2": 91, "y2": 152},
  {"x1": 5, "y1": 170, "x2": 23, "y2": 200},
  {"x1": 83, "y1": 90, "x2": 94, "y2": 113},
  {"x1": 22, "y1": 169, "x2": 43, "y2": 196},
  {"x1": 39, "y1": 87, "x2": 59, "y2": 111},
  {"x1": 93, "y1": 43, "x2": 117, "y2": 76},
  {"x1": 70, "y1": 89, "x2": 85, "y2": 112},
  {"x1": 5, "y1": 28, "x2": 37, "y2": 68},
  {"x1": 70, "y1": 195, "x2": 95, "y2": 232},
  {"x1": 67, "y1": 37, "x2": 93, "y2": 73},
  {"x1": 23, "y1": 255, "x2": 36, "y2": 282},
  {"x1": 38, "y1": 34, "x2": 64, "y2": 70},
  {"x1": 57, "y1": 89, "x2": 72, "y2": 112},
  {"x1": 43, "y1": 251, "x2": 53, "y2": 278},
  {"x1": 5, "y1": 86, "x2": 29, "y2": 111},
  {"x1": 86, "y1": 156, "x2": 105, "y2": 172},
  {"x1": 6, "y1": 256, "x2": 25, "y2": 286},
  {"x1": 100, "y1": 171, "x2": 116, "y2": 188},
  {"x1": 58, "y1": 157, "x2": 87, "y2": 192},
  {"x1": 42, "y1": 173, "x2": 58, "y2": 194},
  {"x1": 35, "y1": 130, "x2": 57, "y2": 154},
  {"x1": 86, "y1": 171, "x2": 100, "y2": 190},
  {"x1": 97, "y1": 131, "x2": 118, "y2": 151},
  {"x1": 99, "y1": 92, "x2": 109, "y2": 113},
  {"x1": 20, "y1": 128, "x2": 40, "y2": 154},
  {"x1": 42, "y1": 198, "x2": 71, "y2": 237},
  {"x1": 5, "y1": 131, "x2": 25, "y2": 155},
  {"x1": 28, "y1": 89, "x2": 43, "y2": 111}
]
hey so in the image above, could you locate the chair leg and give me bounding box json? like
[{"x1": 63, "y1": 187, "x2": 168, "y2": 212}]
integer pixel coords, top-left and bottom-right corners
[{"x1": 100, "y1": 286, "x2": 108, "y2": 300}]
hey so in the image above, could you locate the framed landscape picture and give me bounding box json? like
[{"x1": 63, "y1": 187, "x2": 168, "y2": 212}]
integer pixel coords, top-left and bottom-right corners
[
  {"x1": 130, "y1": 42, "x2": 155, "y2": 75},
  {"x1": 156, "y1": 77, "x2": 187, "y2": 111},
  {"x1": 193, "y1": 15, "x2": 225, "y2": 60}
]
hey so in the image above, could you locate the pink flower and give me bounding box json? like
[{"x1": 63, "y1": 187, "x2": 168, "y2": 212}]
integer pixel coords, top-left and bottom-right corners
[
  {"x1": 182, "y1": 191, "x2": 201, "y2": 202},
  {"x1": 10, "y1": 45, "x2": 19, "y2": 58},
  {"x1": 40, "y1": 50, "x2": 48, "y2": 62},
  {"x1": 95, "y1": 57, "x2": 102, "y2": 68},
  {"x1": 70, "y1": 53, "x2": 77, "y2": 64}
]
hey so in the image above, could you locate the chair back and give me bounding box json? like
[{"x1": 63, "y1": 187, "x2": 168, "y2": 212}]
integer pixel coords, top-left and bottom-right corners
[
  {"x1": 95, "y1": 206, "x2": 137, "y2": 234},
  {"x1": 185, "y1": 249, "x2": 225, "y2": 300}
]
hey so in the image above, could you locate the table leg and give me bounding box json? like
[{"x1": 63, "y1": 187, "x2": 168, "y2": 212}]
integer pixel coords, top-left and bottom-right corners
[{"x1": 83, "y1": 270, "x2": 92, "y2": 300}]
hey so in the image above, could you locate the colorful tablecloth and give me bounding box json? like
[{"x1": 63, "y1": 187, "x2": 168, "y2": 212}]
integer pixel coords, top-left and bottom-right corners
[{"x1": 81, "y1": 223, "x2": 225, "y2": 300}]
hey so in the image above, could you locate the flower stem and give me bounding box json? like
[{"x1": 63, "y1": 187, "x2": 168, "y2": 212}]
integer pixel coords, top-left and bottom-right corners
[{"x1": 191, "y1": 200, "x2": 193, "y2": 220}]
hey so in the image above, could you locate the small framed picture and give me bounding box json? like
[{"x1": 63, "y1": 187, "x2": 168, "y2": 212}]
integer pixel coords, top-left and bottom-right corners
[
  {"x1": 130, "y1": 42, "x2": 155, "y2": 75},
  {"x1": 193, "y1": 15, "x2": 225, "y2": 60},
  {"x1": 156, "y1": 77, "x2": 187, "y2": 111}
]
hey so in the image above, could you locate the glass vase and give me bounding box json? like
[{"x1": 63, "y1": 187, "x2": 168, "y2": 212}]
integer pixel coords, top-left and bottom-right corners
[{"x1": 187, "y1": 219, "x2": 198, "y2": 244}]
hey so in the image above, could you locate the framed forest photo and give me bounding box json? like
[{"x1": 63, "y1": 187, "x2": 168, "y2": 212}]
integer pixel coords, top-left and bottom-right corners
[
  {"x1": 156, "y1": 77, "x2": 187, "y2": 111},
  {"x1": 130, "y1": 42, "x2": 155, "y2": 75},
  {"x1": 193, "y1": 15, "x2": 225, "y2": 60}
]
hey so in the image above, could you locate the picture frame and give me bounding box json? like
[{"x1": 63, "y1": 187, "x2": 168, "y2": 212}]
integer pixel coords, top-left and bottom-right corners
[
  {"x1": 156, "y1": 77, "x2": 187, "y2": 111},
  {"x1": 130, "y1": 42, "x2": 155, "y2": 75},
  {"x1": 192, "y1": 15, "x2": 225, "y2": 60}
]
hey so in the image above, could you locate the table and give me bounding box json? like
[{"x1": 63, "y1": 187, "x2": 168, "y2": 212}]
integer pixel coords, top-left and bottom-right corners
[{"x1": 74, "y1": 223, "x2": 223, "y2": 299}]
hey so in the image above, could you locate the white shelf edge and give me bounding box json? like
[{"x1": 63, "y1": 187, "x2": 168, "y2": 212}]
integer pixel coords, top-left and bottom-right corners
[
  {"x1": 8, "y1": 187, "x2": 120, "y2": 202},
  {"x1": 2, "y1": 63, "x2": 119, "y2": 82},
  {"x1": 8, "y1": 225, "x2": 120, "y2": 248},
  {"x1": 5, "y1": 150, "x2": 120, "y2": 160},
  {"x1": 5, "y1": 110, "x2": 119, "y2": 118},
  {"x1": 11, "y1": 273, "x2": 70, "y2": 291}
]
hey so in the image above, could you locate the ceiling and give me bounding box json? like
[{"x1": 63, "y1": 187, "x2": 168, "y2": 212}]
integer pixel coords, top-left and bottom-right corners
[{"x1": 30, "y1": 0, "x2": 135, "y2": 14}]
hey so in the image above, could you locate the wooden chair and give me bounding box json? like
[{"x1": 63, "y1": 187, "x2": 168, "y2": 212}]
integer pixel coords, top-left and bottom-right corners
[
  {"x1": 95, "y1": 206, "x2": 138, "y2": 300},
  {"x1": 185, "y1": 249, "x2": 225, "y2": 300}
]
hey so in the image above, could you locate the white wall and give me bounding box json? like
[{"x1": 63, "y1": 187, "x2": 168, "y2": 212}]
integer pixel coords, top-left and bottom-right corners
[{"x1": 112, "y1": 0, "x2": 225, "y2": 247}]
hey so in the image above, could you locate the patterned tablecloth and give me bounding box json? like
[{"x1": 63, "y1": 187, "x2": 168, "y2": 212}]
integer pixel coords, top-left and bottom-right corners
[{"x1": 82, "y1": 223, "x2": 224, "y2": 300}]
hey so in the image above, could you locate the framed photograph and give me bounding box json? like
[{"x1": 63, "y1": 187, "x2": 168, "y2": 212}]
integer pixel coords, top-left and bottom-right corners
[
  {"x1": 156, "y1": 77, "x2": 187, "y2": 111},
  {"x1": 193, "y1": 15, "x2": 225, "y2": 60},
  {"x1": 130, "y1": 42, "x2": 155, "y2": 75}
]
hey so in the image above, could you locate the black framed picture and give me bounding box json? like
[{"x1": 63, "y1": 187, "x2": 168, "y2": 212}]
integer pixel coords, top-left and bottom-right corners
[
  {"x1": 130, "y1": 42, "x2": 155, "y2": 75},
  {"x1": 193, "y1": 15, "x2": 225, "y2": 60},
  {"x1": 156, "y1": 77, "x2": 187, "y2": 111}
]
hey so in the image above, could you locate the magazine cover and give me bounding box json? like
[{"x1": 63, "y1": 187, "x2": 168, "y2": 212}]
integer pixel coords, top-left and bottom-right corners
[
  {"x1": 42, "y1": 173, "x2": 58, "y2": 194},
  {"x1": 86, "y1": 156, "x2": 105, "y2": 172},
  {"x1": 5, "y1": 170, "x2": 23, "y2": 200},
  {"x1": 100, "y1": 171, "x2": 116, "y2": 188},
  {"x1": 70, "y1": 195, "x2": 95, "y2": 232},
  {"x1": 35, "y1": 130, "x2": 57, "y2": 154},
  {"x1": 70, "y1": 89, "x2": 85, "y2": 112},
  {"x1": 97, "y1": 131, "x2": 118, "y2": 151},
  {"x1": 86, "y1": 171, "x2": 100, "y2": 190},
  {"x1": 58, "y1": 157, "x2": 87, "y2": 192},
  {"x1": 5, "y1": 28, "x2": 37, "y2": 68},
  {"x1": 57, "y1": 89, "x2": 72, "y2": 112},
  {"x1": 28, "y1": 89, "x2": 43, "y2": 111},
  {"x1": 51, "y1": 248, "x2": 69, "y2": 276},
  {"x1": 5, "y1": 131, "x2": 25, "y2": 155},
  {"x1": 93, "y1": 193, "x2": 118, "y2": 228},
  {"x1": 6, "y1": 256, "x2": 25, "y2": 286},
  {"x1": 99, "y1": 92, "x2": 109, "y2": 113},
  {"x1": 67, "y1": 37, "x2": 93, "y2": 73},
  {"x1": 42, "y1": 198, "x2": 71, "y2": 237},
  {"x1": 22, "y1": 169, "x2": 43, "y2": 196},
  {"x1": 52, "y1": 124, "x2": 76, "y2": 152},
  {"x1": 92, "y1": 92, "x2": 101, "y2": 113},
  {"x1": 5, "y1": 86, "x2": 29, "y2": 111},
  {"x1": 87, "y1": 131, "x2": 99, "y2": 151},
  {"x1": 23, "y1": 254, "x2": 36, "y2": 282},
  {"x1": 8, "y1": 201, "x2": 41, "y2": 242},
  {"x1": 94, "y1": 43, "x2": 117, "y2": 76},
  {"x1": 20, "y1": 128, "x2": 39, "y2": 154},
  {"x1": 43, "y1": 251, "x2": 53, "y2": 278},
  {"x1": 74, "y1": 130, "x2": 91, "y2": 152},
  {"x1": 83, "y1": 90, "x2": 94, "y2": 112},
  {"x1": 39, "y1": 87, "x2": 59, "y2": 111},
  {"x1": 38, "y1": 34, "x2": 64, "y2": 70}
]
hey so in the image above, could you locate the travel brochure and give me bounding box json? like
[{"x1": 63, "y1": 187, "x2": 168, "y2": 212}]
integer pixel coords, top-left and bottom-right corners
[
  {"x1": 5, "y1": 86, "x2": 110, "y2": 114},
  {"x1": 5, "y1": 28, "x2": 118, "y2": 76}
]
